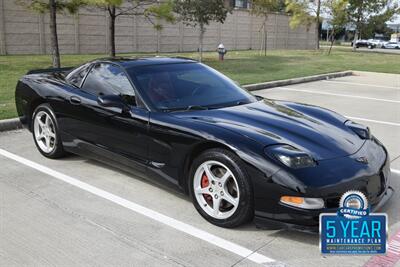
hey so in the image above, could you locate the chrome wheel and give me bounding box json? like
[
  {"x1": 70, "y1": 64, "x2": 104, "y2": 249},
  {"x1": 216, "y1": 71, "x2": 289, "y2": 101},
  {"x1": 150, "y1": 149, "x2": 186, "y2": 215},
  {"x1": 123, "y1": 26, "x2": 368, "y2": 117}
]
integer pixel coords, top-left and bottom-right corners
[
  {"x1": 193, "y1": 160, "x2": 240, "y2": 220},
  {"x1": 33, "y1": 111, "x2": 57, "y2": 154}
]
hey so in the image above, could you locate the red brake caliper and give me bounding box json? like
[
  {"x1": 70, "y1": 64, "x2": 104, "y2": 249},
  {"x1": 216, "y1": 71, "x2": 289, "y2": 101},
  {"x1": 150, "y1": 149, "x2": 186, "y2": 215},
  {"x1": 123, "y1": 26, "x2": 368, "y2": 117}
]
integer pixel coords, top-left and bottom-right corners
[{"x1": 201, "y1": 173, "x2": 213, "y2": 204}]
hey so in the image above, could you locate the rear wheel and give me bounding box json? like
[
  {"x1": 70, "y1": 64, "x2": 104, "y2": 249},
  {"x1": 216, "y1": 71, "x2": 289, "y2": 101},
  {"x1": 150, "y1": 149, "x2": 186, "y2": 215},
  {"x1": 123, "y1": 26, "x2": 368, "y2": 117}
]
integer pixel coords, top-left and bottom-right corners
[
  {"x1": 32, "y1": 104, "x2": 66, "y2": 158},
  {"x1": 189, "y1": 148, "x2": 253, "y2": 228}
]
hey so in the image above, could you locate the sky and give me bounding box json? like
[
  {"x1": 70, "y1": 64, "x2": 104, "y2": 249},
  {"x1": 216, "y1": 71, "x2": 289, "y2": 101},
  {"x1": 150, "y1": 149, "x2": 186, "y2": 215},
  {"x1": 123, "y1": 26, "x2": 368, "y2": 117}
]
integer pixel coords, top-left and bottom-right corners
[{"x1": 391, "y1": 17, "x2": 400, "y2": 24}]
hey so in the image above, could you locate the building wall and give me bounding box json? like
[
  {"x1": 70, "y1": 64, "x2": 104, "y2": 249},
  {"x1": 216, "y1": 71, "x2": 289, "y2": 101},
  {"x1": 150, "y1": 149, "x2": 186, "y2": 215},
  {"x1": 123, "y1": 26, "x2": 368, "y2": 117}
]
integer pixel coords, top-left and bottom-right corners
[{"x1": 0, "y1": 0, "x2": 316, "y2": 55}]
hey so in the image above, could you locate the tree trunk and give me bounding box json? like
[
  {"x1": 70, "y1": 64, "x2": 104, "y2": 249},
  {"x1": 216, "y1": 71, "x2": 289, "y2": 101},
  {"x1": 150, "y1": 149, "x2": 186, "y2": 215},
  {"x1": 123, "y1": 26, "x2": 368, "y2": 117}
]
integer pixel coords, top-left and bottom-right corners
[
  {"x1": 328, "y1": 29, "x2": 335, "y2": 55},
  {"x1": 263, "y1": 19, "x2": 267, "y2": 56},
  {"x1": 315, "y1": 0, "x2": 321, "y2": 50},
  {"x1": 108, "y1": 6, "x2": 116, "y2": 57},
  {"x1": 49, "y1": 0, "x2": 60, "y2": 68},
  {"x1": 352, "y1": 7, "x2": 363, "y2": 52},
  {"x1": 352, "y1": 29, "x2": 359, "y2": 51},
  {"x1": 199, "y1": 24, "x2": 205, "y2": 62}
]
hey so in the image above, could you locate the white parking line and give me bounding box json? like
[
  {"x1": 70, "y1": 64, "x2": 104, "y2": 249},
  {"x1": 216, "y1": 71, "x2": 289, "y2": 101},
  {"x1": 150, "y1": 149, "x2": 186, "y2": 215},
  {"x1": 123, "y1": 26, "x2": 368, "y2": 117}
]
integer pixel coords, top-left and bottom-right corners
[
  {"x1": 278, "y1": 87, "x2": 400, "y2": 104},
  {"x1": 346, "y1": 116, "x2": 400, "y2": 127},
  {"x1": 0, "y1": 148, "x2": 275, "y2": 266},
  {"x1": 323, "y1": 80, "x2": 400, "y2": 90}
]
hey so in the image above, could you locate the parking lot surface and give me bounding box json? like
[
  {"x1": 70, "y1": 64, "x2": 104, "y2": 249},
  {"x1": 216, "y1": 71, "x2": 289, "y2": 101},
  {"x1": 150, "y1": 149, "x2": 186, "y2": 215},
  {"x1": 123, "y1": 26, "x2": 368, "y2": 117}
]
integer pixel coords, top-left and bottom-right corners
[{"x1": 0, "y1": 71, "x2": 399, "y2": 267}]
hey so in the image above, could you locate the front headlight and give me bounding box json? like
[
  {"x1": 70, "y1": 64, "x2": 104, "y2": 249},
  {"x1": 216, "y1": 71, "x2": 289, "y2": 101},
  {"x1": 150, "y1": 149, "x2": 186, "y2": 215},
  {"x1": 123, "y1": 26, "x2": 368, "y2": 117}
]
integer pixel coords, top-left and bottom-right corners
[{"x1": 265, "y1": 144, "x2": 316, "y2": 169}]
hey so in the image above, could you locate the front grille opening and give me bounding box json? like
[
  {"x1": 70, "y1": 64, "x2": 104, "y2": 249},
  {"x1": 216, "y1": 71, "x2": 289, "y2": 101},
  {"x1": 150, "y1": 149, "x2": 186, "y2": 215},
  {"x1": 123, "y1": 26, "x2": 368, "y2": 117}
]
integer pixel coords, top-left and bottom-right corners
[{"x1": 325, "y1": 197, "x2": 340, "y2": 209}]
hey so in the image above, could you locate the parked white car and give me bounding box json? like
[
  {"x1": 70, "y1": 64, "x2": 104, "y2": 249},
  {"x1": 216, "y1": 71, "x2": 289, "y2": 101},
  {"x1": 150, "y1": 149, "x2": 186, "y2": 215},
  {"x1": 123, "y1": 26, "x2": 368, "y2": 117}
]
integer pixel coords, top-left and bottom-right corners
[
  {"x1": 382, "y1": 42, "x2": 400, "y2": 49},
  {"x1": 367, "y1": 39, "x2": 388, "y2": 48}
]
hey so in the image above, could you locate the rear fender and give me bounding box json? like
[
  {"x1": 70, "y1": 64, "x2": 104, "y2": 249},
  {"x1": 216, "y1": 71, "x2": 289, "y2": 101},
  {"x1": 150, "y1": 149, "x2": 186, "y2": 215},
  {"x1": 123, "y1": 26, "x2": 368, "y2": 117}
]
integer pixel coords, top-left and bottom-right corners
[{"x1": 15, "y1": 78, "x2": 51, "y2": 130}]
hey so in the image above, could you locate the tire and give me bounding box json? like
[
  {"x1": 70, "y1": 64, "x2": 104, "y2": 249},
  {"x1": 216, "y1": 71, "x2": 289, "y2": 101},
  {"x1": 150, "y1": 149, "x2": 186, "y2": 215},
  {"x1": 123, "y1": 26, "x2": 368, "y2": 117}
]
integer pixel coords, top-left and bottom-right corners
[
  {"x1": 189, "y1": 148, "x2": 254, "y2": 228},
  {"x1": 32, "y1": 103, "x2": 66, "y2": 159}
]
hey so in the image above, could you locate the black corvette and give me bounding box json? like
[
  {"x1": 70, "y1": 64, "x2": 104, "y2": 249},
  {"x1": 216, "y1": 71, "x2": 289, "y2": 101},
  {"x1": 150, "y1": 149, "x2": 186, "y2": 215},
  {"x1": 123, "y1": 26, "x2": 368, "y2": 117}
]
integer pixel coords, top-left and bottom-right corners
[{"x1": 15, "y1": 57, "x2": 393, "y2": 230}]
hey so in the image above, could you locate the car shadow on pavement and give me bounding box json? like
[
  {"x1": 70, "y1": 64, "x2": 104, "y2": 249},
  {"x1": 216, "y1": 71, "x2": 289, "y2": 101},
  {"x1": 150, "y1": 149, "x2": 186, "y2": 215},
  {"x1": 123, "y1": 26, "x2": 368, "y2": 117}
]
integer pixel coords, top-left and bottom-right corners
[
  {"x1": 268, "y1": 229, "x2": 319, "y2": 245},
  {"x1": 81, "y1": 157, "x2": 189, "y2": 201}
]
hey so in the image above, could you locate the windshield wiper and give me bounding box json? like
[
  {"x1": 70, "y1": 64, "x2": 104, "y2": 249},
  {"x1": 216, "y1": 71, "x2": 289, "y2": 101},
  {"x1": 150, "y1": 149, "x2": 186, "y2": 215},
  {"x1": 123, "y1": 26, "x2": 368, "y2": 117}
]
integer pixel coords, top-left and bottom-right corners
[
  {"x1": 207, "y1": 100, "x2": 249, "y2": 109},
  {"x1": 161, "y1": 105, "x2": 209, "y2": 112},
  {"x1": 185, "y1": 105, "x2": 209, "y2": 111}
]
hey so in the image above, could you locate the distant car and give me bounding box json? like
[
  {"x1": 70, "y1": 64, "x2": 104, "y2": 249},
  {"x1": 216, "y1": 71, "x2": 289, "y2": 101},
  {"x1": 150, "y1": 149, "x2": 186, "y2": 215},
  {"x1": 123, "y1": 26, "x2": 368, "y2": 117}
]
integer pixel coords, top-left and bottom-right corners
[
  {"x1": 351, "y1": 40, "x2": 375, "y2": 49},
  {"x1": 382, "y1": 42, "x2": 400, "y2": 49},
  {"x1": 368, "y1": 39, "x2": 388, "y2": 48}
]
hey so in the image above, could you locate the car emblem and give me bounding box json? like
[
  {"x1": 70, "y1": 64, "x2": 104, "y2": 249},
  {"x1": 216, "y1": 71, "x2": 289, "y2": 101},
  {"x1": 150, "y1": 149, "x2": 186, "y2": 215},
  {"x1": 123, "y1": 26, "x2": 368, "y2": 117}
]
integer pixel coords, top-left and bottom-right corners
[{"x1": 356, "y1": 157, "x2": 369, "y2": 164}]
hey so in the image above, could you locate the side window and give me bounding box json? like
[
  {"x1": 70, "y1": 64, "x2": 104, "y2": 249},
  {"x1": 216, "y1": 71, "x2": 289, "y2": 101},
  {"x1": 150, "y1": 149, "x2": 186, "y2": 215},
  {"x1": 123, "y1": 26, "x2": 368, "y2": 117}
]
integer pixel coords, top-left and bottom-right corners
[
  {"x1": 66, "y1": 63, "x2": 91, "y2": 88},
  {"x1": 82, "y1": 63, "x2": 136, "y2": 105}
]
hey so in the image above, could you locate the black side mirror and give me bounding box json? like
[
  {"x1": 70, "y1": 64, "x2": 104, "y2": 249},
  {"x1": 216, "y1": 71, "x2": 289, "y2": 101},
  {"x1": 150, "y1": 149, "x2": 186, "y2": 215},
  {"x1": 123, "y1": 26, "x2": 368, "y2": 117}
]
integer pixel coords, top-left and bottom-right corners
[{"x1": 97, "y1": 95, "x2": 128, "y2": 111}]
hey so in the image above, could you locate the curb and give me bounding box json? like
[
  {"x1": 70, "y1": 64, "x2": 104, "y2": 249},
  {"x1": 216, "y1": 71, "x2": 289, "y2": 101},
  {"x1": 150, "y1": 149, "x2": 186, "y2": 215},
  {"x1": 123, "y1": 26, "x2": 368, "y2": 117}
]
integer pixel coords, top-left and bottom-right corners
[
  {"x1": 0, "y1": 71, "x2": 353, "y2": 132},
  {"x1": 0, "y1": 118, "x2": 23, "y2": 132},
  {"x1": 243, "y1": 71, "x2": 353, "y2": 91}
]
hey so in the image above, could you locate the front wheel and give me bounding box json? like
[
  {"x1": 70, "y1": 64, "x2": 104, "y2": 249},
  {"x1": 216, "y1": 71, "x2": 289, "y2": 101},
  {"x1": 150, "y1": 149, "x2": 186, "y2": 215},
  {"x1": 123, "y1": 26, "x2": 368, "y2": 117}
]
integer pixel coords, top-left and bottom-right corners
[
  {"x1": 32, "y1": 104, "x2": 66, "y2": 159},
  {"x1": 189, "y1": 148, "x2": 254, "y2": 228}
]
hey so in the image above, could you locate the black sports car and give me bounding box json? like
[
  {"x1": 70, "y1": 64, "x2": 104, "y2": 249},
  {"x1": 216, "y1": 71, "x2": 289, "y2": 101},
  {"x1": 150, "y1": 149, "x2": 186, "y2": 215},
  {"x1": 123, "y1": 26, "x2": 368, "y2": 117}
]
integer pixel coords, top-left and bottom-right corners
[
  {"x1": 15, "y1": 57, "x2": 393, "y2": 231},
  {"x1": 351, "y1": 39, "x2": 376, "y2": 49}
]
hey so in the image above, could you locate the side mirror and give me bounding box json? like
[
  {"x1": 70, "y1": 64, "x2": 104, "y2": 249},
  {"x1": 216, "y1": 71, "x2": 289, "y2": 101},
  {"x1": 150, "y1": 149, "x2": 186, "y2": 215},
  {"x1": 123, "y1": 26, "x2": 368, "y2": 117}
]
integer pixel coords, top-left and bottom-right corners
[
  {"x1": 97, "y1": 95, "x2": 128, "y2": 111},
  {"x1": 255, "y1": 95, "x2": 264, "y2": 101}
]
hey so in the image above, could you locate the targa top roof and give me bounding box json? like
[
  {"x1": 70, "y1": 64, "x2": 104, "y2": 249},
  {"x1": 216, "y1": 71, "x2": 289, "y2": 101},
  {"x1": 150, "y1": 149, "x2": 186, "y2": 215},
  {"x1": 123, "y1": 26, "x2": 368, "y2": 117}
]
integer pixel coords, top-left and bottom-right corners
[{"x1": 92, "y1": 56, "x2": 198, "y2": 68}]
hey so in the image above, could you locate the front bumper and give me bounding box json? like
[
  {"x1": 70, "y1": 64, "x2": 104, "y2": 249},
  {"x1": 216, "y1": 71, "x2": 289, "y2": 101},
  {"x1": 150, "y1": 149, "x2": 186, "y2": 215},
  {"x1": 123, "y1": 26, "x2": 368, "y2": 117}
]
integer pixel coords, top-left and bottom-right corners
[
  {"x1": 254, "y1": 185, "x2": 394, "y2": 233},
  {"x1": 251, "y1": 138, "x2": 394, "y2": 232}
]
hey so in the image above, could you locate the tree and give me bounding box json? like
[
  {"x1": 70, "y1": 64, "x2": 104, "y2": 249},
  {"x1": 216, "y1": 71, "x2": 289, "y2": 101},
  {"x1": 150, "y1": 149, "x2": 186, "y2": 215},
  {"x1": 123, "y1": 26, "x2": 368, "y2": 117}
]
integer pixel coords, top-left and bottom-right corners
[
  {"x1": 251, "y1": 0, "x2": 284, "y2": 56},
  {"x1": 347, "y1": 0, "x2": 399, "y2": 51},
  {"x1": 86, "y1": 0, "x2": 175, "y2": 57},
  {"x1": 361, "y1": 14, "x2": 394, "y2": 40},
  {"x1": 173, "y1": 0, "x2": 230, "y2": 62},
  {"x1": 286, "y1": 0, "x2": 322, "y2": 50},
  {"x1": 17, "y1": 0, "x2": 82, "y2": 67},
  {"x1": 324, "y1": 0, "x2": 348, "y2": 55},
  {"x1": 359, "y1": 5, "x2": 399, "y2": 39}
]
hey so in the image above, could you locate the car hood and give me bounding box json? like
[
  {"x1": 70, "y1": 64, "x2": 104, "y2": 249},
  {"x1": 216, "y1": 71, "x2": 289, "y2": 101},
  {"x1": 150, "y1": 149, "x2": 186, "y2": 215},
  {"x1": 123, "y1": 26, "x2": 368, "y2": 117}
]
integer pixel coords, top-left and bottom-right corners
[{"x1": 173, "y1": 99, "x2": 365, "y2": 161}]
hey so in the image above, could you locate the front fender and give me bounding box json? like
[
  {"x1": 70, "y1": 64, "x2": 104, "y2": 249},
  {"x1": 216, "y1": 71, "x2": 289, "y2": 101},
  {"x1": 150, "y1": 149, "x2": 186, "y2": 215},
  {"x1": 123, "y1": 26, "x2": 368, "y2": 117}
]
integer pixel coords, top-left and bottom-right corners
[{"x1": 148, "y1": 113, "x2": 283, "y2": 193}]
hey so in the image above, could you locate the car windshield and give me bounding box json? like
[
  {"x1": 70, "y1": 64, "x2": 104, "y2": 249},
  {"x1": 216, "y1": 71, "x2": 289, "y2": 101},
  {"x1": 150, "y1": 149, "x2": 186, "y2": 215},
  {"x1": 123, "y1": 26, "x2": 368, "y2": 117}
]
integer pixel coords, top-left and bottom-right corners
[{"x1": 127, "y1": 63, "x2": 256, "y2": 111}]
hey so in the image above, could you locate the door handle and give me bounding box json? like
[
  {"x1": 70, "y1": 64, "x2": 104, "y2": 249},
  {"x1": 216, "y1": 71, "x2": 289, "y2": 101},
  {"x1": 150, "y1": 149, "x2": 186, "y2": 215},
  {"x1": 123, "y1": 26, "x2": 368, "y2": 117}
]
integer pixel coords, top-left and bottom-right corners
[{"x1": 69, "y1": 96, "x2": 81, "y2": 105}]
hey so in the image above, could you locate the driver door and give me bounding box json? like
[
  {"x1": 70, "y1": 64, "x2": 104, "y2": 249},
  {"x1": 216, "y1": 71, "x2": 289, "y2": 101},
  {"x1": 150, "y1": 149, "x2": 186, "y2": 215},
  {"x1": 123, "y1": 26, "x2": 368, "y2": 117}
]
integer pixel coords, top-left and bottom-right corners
[{"x1": 64, "y1": 63, "x2": 150, "y2": 172}]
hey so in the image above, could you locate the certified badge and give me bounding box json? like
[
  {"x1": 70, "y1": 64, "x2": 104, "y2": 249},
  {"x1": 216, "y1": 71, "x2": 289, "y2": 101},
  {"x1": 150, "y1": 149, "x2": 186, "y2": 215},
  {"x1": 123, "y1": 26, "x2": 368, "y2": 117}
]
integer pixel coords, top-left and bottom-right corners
[{"x1": 320, "y1": 190, "x2": 387, "y2": 255}]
